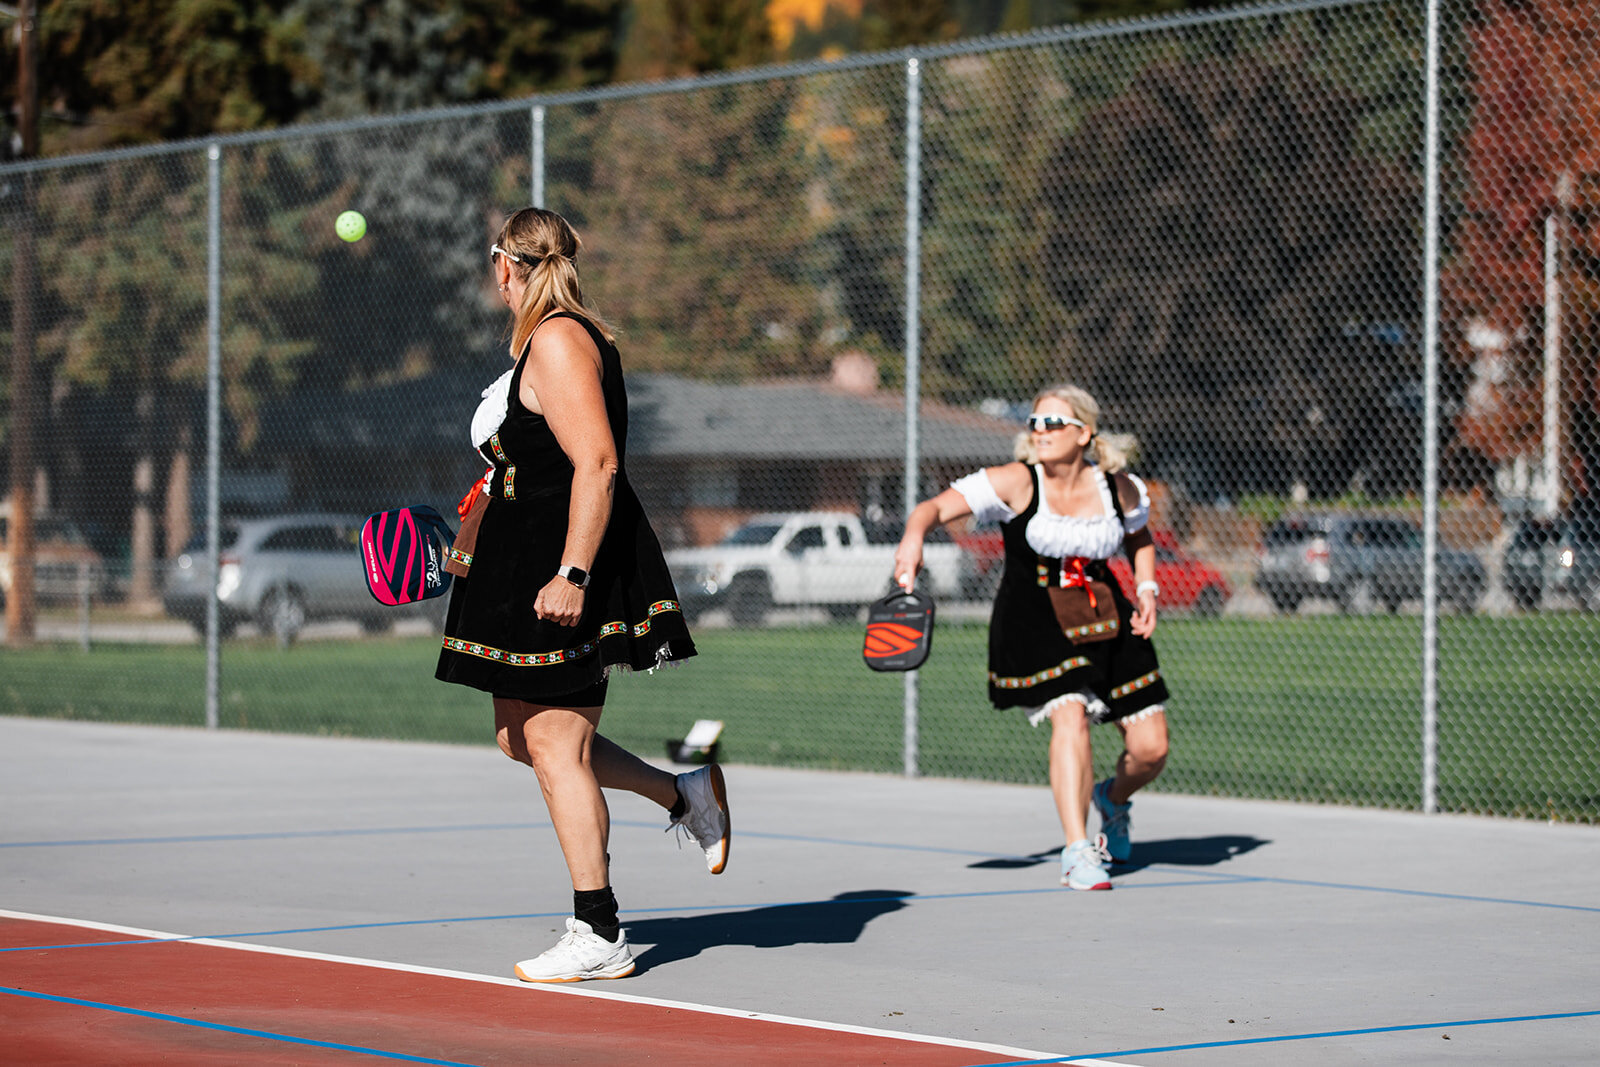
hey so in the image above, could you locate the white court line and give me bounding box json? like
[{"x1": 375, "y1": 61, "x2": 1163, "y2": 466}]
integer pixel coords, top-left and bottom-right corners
[{"x1": 0, "y1": 908, "x2": 1135, "y2": 1065}]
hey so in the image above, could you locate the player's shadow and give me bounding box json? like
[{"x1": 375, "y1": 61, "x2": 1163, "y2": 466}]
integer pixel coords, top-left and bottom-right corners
[
  {"x1": 624, "y1": 889, "x2": 912, "y2": 974},
  {"x1": 967, "y1": 835, "x2": 1269, "y2": 873}
]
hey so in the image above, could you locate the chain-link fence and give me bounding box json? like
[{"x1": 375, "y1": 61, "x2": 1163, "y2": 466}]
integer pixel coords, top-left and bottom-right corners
[{"x1": 2, "y1": 0, "x2": 1595, "y2": 821}]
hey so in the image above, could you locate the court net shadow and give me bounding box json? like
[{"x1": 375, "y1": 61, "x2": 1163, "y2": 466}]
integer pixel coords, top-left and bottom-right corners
[
  {"x1": 968, "y1": 834, "x2": 1269, "y2": 873},
  {"x1": 625, "y1": 889, "x2": 912, "y2": 974}
]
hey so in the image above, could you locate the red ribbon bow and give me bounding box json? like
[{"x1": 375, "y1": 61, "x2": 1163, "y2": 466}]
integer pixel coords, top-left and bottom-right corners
[
  {"x1": 1059, "y1": 556, "x2": 1098, "y2": 611},
  {"x1": 457, "y1": 469, "x2": 491, "y2": 520}
]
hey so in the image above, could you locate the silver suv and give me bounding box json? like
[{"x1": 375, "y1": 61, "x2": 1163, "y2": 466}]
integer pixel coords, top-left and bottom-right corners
[
  {"x1": 163, "y1": 513, "x2": 440, "y2": 640},
  {"x1": 1256, "y1": 514, "x2": 1486, "y2": 614}
]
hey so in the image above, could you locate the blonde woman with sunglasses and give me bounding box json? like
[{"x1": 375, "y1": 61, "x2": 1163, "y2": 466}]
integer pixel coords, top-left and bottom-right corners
[
  {"x1": 894, "y1": 385, "x2": 1169, "y2": 891},
  {"x1": 436, "y1": 208, "x2": 727, "y2": 982}
]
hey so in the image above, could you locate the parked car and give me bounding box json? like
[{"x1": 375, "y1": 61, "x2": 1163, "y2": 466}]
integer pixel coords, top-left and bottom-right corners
[
  {"x1": 163, "y1": 513, "x2": 440, "y2": 640},
  {"x1": 0, "y1": 502, "x2": 110, "y2": 606},
  {"x1": 956, "y1": 526, "x2": 1232, "y2": 615},
  {"x1": 1255, "y1": 513, "x2": 1486, "y2": 614},
  {"x1": 665, "y1": 511, "x2": 970, "y2": 626},
  {"x1": 1503, "y1": 499, "x2": 1600, "y2": 611}
]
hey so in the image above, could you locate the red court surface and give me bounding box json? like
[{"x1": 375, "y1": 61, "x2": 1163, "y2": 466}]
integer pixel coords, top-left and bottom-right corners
[{"x1": 0, "y1": 914, "x2": 1051, "y2": 1065}]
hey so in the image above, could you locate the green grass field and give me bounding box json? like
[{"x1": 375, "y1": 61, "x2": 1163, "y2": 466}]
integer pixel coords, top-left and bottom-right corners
[{"x1": 3, "y1": 614, "x2": 1595, "y2": 821}]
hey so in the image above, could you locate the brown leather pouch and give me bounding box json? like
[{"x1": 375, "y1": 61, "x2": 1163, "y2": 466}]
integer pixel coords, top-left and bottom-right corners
[
  {"x1": 1047, "y1": 580, "x2": 1119, "y2": 644},
  {"x1": 444, "y1": 489, "x2": 487, "y2": 577}
]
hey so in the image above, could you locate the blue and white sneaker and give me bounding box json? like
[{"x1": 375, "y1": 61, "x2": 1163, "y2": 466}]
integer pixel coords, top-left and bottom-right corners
[
  {"x1": 1060, "y1": 835, "x2": 1112, "y2": 891},
  {"x1": 1092, "y1": 778, "x2": 1133, "y2": 864}
]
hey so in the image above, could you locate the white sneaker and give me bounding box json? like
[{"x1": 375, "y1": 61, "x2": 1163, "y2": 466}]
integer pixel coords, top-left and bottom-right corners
[
  {"x1": 669, "y1": 765, "x2": 730, "y2": 874},
  {"x1": 514, "y1": 918, "x2": 635, "y2": 983},
  {"x1": 1060, "y1": 835, "x2": 1113, "y2": 891}
]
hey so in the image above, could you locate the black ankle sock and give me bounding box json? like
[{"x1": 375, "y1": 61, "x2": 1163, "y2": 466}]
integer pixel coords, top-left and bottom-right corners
[
  {"x1": 574, "y1": 886, "x2": 620, "y2": 942},
  {"x1": 668, "y1": 782, "x2": 688, "y2": 821}
]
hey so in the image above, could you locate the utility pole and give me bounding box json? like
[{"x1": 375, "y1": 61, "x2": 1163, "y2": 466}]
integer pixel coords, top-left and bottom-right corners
[{"x1": 6, "y1": 0, "x2": 39, "y2": 645}]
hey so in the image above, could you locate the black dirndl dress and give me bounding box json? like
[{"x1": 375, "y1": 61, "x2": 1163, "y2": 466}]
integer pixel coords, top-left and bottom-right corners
[
  {"x1": 435, "y1": 312, "x2": 695, "y2": 701},
  {"x1": 985, "y1": 466, "x2": 1168, "y2": 722}
]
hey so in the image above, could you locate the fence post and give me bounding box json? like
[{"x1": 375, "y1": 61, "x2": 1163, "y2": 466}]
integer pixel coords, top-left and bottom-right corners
[
  {"x1": 531, "y1": 104, "x2": 545, "y2": 208},
  {"x1": 902, "y1": 55, "x2": 922, "y2": 779},
  {"x1": 1420, "y1": 0, "x2": 1441, "y2": 813},
  {"x1": 205, "y1": 142, "x2": 222, "y2": 730}
]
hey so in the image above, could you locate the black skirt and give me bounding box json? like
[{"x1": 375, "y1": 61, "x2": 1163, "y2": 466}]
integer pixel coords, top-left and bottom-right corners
[{"x1": 435, "y1": 314, "x2": 694, "y2": 702}]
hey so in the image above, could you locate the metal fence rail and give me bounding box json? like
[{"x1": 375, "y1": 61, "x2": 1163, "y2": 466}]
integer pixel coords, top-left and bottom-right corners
[{"x1": 3, "y1": 0, "x2": 1596, "y2": 821}]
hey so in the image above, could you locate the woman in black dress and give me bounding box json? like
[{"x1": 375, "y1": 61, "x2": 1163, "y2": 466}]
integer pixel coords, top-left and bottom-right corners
[
  {"x1": 893, "y1": 385, "x2": 1169, "y2": 891},
  {"x1": 437, "y1": 208, "x2": 729, "y2": 982}
]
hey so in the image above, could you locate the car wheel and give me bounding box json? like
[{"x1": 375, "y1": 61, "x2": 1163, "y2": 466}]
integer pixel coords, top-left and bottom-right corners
[
  {"x1": 1193, "y1": 586, "x2": 1225, "y2": 618},
  {"x1": 1336, "y1": 579, "x2": 1371, "y2": 615},
  {"x1": 827, "y1": 603, "x2": 861, "y2": 622},
  {"x1": 258, "y1": 588, "x2": 307, "y2": 643},
  {"x1": 726, "y1": 574, "x2": 771, "y2": 628},
  {"x1": 1269, "y1": 593, "x2": 1301, "y2": 614},
  {"x1": 360, "y1": 615, "x2": 394, "y2": 635}
]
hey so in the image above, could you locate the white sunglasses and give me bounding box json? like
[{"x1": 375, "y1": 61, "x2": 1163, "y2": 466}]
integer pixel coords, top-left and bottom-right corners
[
  {"x1": 490, "y1": 243, "x2": 528, "y2": 265},
  {"x1": 1026, "y1": 413, "x2": 1087, "y2": 433}
]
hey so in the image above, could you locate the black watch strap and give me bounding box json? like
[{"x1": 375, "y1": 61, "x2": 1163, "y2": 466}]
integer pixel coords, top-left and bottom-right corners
[{"x1": 557, "y1": 564, "x2": 590, "y2": 589}]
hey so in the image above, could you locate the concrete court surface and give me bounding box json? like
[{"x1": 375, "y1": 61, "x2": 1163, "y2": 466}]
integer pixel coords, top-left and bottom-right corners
[{"x1": 1, "y1": 714, "x2": 1597, "y2": 1065}]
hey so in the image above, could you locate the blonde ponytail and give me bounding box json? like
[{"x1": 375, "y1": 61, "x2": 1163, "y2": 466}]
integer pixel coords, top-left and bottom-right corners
[{"x1": 495, "y1": 207, "x2": 615, "y2": 358}]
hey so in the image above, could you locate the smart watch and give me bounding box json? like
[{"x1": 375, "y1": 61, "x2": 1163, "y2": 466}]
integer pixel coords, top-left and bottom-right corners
[{"x1": 557, "y1": 564, "x2": 591, "y2": 590}]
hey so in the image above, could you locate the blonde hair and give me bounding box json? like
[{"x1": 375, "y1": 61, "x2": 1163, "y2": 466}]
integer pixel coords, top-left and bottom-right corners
[
  {"x1": 496, "y1": 207, "x2": 616, "y2": 358},
  {"x1": 1012, "y1": 383, "x2": 1138, "y2": 472}
]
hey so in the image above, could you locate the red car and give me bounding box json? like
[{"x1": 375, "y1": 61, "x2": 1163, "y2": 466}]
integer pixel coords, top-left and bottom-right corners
[{"x1": 956, "y1": 527, "x2": 1231, "y2": 616}]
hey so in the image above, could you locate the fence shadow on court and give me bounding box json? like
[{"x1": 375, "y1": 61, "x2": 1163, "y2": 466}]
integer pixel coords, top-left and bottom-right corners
[
  {"x1": 967, "y1": 834, "x2": 1270, "y2": 874},
  {"x1": 625, "y1": 889, "x2": 912, "y2": 974}
]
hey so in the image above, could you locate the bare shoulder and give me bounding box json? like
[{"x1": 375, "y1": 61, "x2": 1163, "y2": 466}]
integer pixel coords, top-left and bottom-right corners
[
  {"x1": 530, "y1": 314, "x2": 599, "y2": 361},
  {"x1": 1110, "y1": 471, "x2": 1142, "y2": 510},
  {"x1": 985, "y1": 462, "x2": 1034, "y2": 508}
]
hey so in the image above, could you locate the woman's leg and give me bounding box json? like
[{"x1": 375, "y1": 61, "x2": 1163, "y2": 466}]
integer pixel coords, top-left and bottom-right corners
[
  {"x1": 1110, "y1": 709, "x2": 1169, "y2": 803},
  {"x1": 1047, "y1": 699, "x2": 1094, "y2": 843},
  {"x1": 591, "y1": 733, "x2": 679, "y2": 809},
  {"x1": 495, "y1": 697, "x2": 609, "y2": 891}
]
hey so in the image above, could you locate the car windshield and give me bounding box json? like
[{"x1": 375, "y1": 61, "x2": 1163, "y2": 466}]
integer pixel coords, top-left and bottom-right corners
[
  {"x1": 722, "y1": 523, "x2": 782, "y2": 546},
  {"x1": 183, "y1": 528, "x2": 240, "y2": 552},
  {"x1": 1264, "y1": 522, "x2": 1317, "y2": 547}
]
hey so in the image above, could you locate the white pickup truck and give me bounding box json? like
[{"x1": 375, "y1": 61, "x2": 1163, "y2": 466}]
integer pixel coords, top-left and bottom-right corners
[{"x1": 665, "y1": 510, "x2": 971, "y2": 627}]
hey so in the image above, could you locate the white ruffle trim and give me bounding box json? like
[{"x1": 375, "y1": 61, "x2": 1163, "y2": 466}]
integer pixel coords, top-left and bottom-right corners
[{"x1": 1025, "y1": 693, "x2": 1166, "y2": 727}]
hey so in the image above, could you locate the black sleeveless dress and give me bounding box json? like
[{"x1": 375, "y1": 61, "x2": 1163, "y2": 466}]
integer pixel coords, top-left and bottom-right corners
[
  {"x1": 435, "y1": 312, "x2": 695, "y2": 700},
  {"x1": 987, "y1": 465, "x2": 1168, "y2": 721}
]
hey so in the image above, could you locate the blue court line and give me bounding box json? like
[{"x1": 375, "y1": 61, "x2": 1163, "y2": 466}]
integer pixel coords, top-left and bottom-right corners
[
  {"x1": 1148, "y1": 868, "x2": 1600, "y2": 914},
  {"x1": 0, "y1": 819, "x2": 1006, "y2": 858},
  {"x1": 9, "y1": 816, "x2": 1599, "y2": 916},
  {"x1": 0, "y1": 879, "x2": 1249, "y2": 954},
  {"x1": 0, "y1": 984, "x2": 481, "y2": 1066},
  {"x1": 0, "y1": 822, "x2": 547, "y2": 849},
  {"x1": 971, "y1": 1008, "x2": 1600, "y2": 1065}
]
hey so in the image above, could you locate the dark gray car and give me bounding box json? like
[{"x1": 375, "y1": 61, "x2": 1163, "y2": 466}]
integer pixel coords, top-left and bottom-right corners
[{"x1": 1256, "y1": 514, "x2": 1486, "y2": 614}]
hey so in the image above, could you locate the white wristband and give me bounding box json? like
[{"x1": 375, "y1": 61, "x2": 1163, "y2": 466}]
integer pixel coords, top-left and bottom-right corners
[{"x1": 1136, "y1": 580, "x2": 1159, "y2": 598}]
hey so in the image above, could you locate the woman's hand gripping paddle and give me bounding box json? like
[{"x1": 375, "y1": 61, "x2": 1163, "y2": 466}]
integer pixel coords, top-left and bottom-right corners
[{"x1": 863, "y1": 587, "x2": 935, "y2": 672}]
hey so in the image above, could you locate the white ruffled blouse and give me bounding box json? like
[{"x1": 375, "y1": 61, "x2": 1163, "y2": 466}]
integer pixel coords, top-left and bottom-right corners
[{"x1": 952, "y1": 466, "x2": 1149, "y2": 561}]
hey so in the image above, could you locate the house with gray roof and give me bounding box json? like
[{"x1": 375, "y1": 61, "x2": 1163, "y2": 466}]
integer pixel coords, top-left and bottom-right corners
[{"x1": 256, "y1": 366, "x2": 1019, "y2": 549}]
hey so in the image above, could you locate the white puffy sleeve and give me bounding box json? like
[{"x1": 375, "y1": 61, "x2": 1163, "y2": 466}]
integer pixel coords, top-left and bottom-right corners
[
  {"x1": 1118, "y1": 472, "x2": 1151, "y2": 535},
  {"x1": 951, "y1": 469, "x2": 1017, "y2": 525}
]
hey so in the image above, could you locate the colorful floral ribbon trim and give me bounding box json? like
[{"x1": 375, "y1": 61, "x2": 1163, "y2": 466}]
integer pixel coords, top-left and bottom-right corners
[
  {"x1": 441, "y1": 601, "x2": 683, "y2": 668},
  {"x1": 1110, "y1": 670, "x2": 1161, "y2": 700},
  {"x1": 990, "y1": 654, "x2": 1092, "y2": 690}
]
